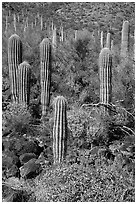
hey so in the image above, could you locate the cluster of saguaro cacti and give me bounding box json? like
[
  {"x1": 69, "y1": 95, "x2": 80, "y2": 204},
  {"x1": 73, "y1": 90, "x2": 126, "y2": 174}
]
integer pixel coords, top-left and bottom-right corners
[
  {"x1": 121, "y1": 20, "x2": 129, "y2": 58},
  {"x1": 18, "y1": 61, "x2": 31, "y2": 105},
  {"x1": 8, "y1": 34, "x2": 22, "y2": 103},
  {"x1": 7, "y1": 17, "x2": 132, "y2": 165},
  {"x1": 8, "y1": 34, "x2": 31, "y2": 105},
  {"x1": 40, "y1": 38, "x2": 51, "y2": 118},
  {"x1": 99, "y1": 47, "x2": 112, "y2": 114},
  {"x1": 53, "y1": 96, "x2": 68, "y2": 164}
]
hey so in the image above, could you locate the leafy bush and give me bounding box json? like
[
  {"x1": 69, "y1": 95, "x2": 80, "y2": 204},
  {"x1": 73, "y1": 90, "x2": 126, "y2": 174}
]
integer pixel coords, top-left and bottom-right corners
[
  {"x1": 34, "y1": 160, "x2": 135, "y2": 202},
  {"x1": 2, "y1": 103, "x2": 32, "y2": 136}
]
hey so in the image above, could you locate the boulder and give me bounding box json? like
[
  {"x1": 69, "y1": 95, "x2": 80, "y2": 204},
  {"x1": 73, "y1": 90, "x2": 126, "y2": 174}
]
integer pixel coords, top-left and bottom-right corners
[
  {"x1": 19, "y1": 153, "x2": 37, "y2": 165},
  {"x1": 20, "y1": 158, "x2": 42, "y2": 179},
  {"x1": 3, "y1": 137, "x2": 43, "y2": 156}
]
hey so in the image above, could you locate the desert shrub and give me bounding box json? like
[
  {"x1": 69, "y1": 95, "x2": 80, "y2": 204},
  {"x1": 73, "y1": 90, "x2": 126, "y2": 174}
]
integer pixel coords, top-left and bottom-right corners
[
  {"x1": 2, "y1": 103, "x2": 32, "y2": 136},
  {"x1": 34, "y1": 160, "x2": 135, "y2": 202},
  {"x1": 52, "y1": 28, "x2": 100, "y2": 104}
]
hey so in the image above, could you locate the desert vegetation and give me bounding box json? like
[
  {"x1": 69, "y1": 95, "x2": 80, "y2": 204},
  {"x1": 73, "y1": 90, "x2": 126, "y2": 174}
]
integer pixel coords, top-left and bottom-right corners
[{"x1": 2, "y1": 2, "x2": 135, "y2": 202}]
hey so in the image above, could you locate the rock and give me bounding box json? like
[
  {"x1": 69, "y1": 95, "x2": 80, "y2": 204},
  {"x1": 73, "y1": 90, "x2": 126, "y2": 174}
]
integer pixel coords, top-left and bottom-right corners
[
  {"x1": 2, "y1": 151, "x2": 20, "y2": 169},
  {"x1": 3, "y1": 137, "x2": 43, "y2": 156},
  {"x1": 20, "y1": 158, "x2": 42, "y2": 179},
  {"x1": 19, "y1": 153, "x2": 37, "y2": 165}
]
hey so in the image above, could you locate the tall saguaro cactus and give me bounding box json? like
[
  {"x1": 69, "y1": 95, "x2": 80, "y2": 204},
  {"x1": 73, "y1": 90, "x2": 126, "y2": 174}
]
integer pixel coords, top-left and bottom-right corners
[
  {"x1": 8, "y1": 34, "x2": 22, "y2": 103},
  {"x1": 53, "y1": 96, "x2": 68, "y2": 164},
  {"x1": 40, "y1": 38, "x2": 51, "y2": 118},
  {"x1": 121, "y1": 20, "x2": 129, "y2": 58},
  {"x1": 99, "y1": 48, "x2": 112, "y2": 114},
  {"x1": 18, "y1": 61, "x2": 31, "y2": 105}
]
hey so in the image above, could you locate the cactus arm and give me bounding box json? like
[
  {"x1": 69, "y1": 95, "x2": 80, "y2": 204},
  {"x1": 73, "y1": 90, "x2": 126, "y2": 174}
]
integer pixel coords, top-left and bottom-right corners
[
  {"x1": 106, "y1": 32, "x2": 111, "y2": 49},
  {"x1": 100, "y1": 31, "x2": 104, "y2": 49}
]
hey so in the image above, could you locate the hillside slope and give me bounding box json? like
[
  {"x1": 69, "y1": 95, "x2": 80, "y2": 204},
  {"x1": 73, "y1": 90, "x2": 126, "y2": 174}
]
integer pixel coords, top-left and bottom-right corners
[{"x1": 2, "y1": 2, "x2": 135, "y2": 33}]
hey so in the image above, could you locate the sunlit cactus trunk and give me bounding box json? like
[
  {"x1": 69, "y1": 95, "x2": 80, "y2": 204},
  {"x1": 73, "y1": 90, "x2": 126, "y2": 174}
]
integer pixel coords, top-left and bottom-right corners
[
  {"x1": 121, "y1": 20, "x2": 129, "y2": 59},
  {"x1": 8, "y1": 34, "x2": 22, "y2": 103},
  {"x1": 40, "y1": 38, "x2": 51, "y2": 118},
  {"x1": 99, "y1": 48, "x2": 112, "y2": 114},
  {"x1": 18, "y1": 61, "x2": 31, "y2": 105},
  {"x1": 53, "y1": 96, "x2": 68, "y2": 164}
]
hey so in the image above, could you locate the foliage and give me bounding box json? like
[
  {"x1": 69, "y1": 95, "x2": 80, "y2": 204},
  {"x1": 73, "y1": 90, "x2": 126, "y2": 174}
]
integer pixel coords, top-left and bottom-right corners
[
  {"x1": 34, "y1": 158, "x2": 134, "y2": 202},
  {"x1": 2, "y1": 103, "x2": 32, "y2": 136},
  {"x1": 67, "y1": 103, "x2": 134, "y2": 149},
  {"x1": 52, "y1": 29, "x2": 100, "y2": 104}
]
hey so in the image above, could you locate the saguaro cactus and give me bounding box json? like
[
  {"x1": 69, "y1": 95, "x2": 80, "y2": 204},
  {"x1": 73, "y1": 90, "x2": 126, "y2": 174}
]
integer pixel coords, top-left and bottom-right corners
[
  {"x1": 18, "y1": 61, "x2": 31, "y2": 105},
  {"x1": 40, "y1": 38, "x2": 51, "y2": 118},
  {"x1": 100, "y1": 31, "x2": 104, "y2": 49},
  {"x1": 40, "y1": 15, "x2": 43, "y2": 30},
  {"x1": 52, "y1": 27, "x2": 57, "y2": 51},
  {"x1": 8, "y1": 34, "x2": 22, "y2": 103},
  {"x1": 99, "y1": 48, "x2": 112, "y2": 114},
  {"x1": 106, "y1": 32, "x2": 111, "y2": 49},
  {"x1": 111, "y1": 40, "x2": 114, "y2": 51},
  {"x1": 60, "y1": 26, "x2": 64, "y2": 42},
  {"x1": 53, "y1": 96, "x2": 68, "y2": 164},
  {"x1": 13, "y1": 14, "x2": 16, "y2": 32},
  {"x1": 121, "y1": 20, "x2": 129, "y2": 58}
]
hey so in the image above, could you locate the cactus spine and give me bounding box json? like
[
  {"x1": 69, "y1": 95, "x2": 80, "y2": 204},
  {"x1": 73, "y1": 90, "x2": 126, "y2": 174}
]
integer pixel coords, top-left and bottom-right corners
[
  {"x1": 8, "y1": 34, "x2": 22, "y2": 103},
  {"x1": 106, "y1": 32, "x2": 111, "y2": 49},
  {"x1": 18, "y1": 61, "x2": 31, "y2": 105},
  {"x1": 53, "y1": 96, "x2": 68, "y2": 164},
  {"x1": 121, "y1": 20, "x2": 129, "y2": 58},
  {"x1": 40, "y1": 38, "x2": 51, "y2": 117},
  {"x1": 99, "y1": 48, "x2": 112, "y2": 114}
]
